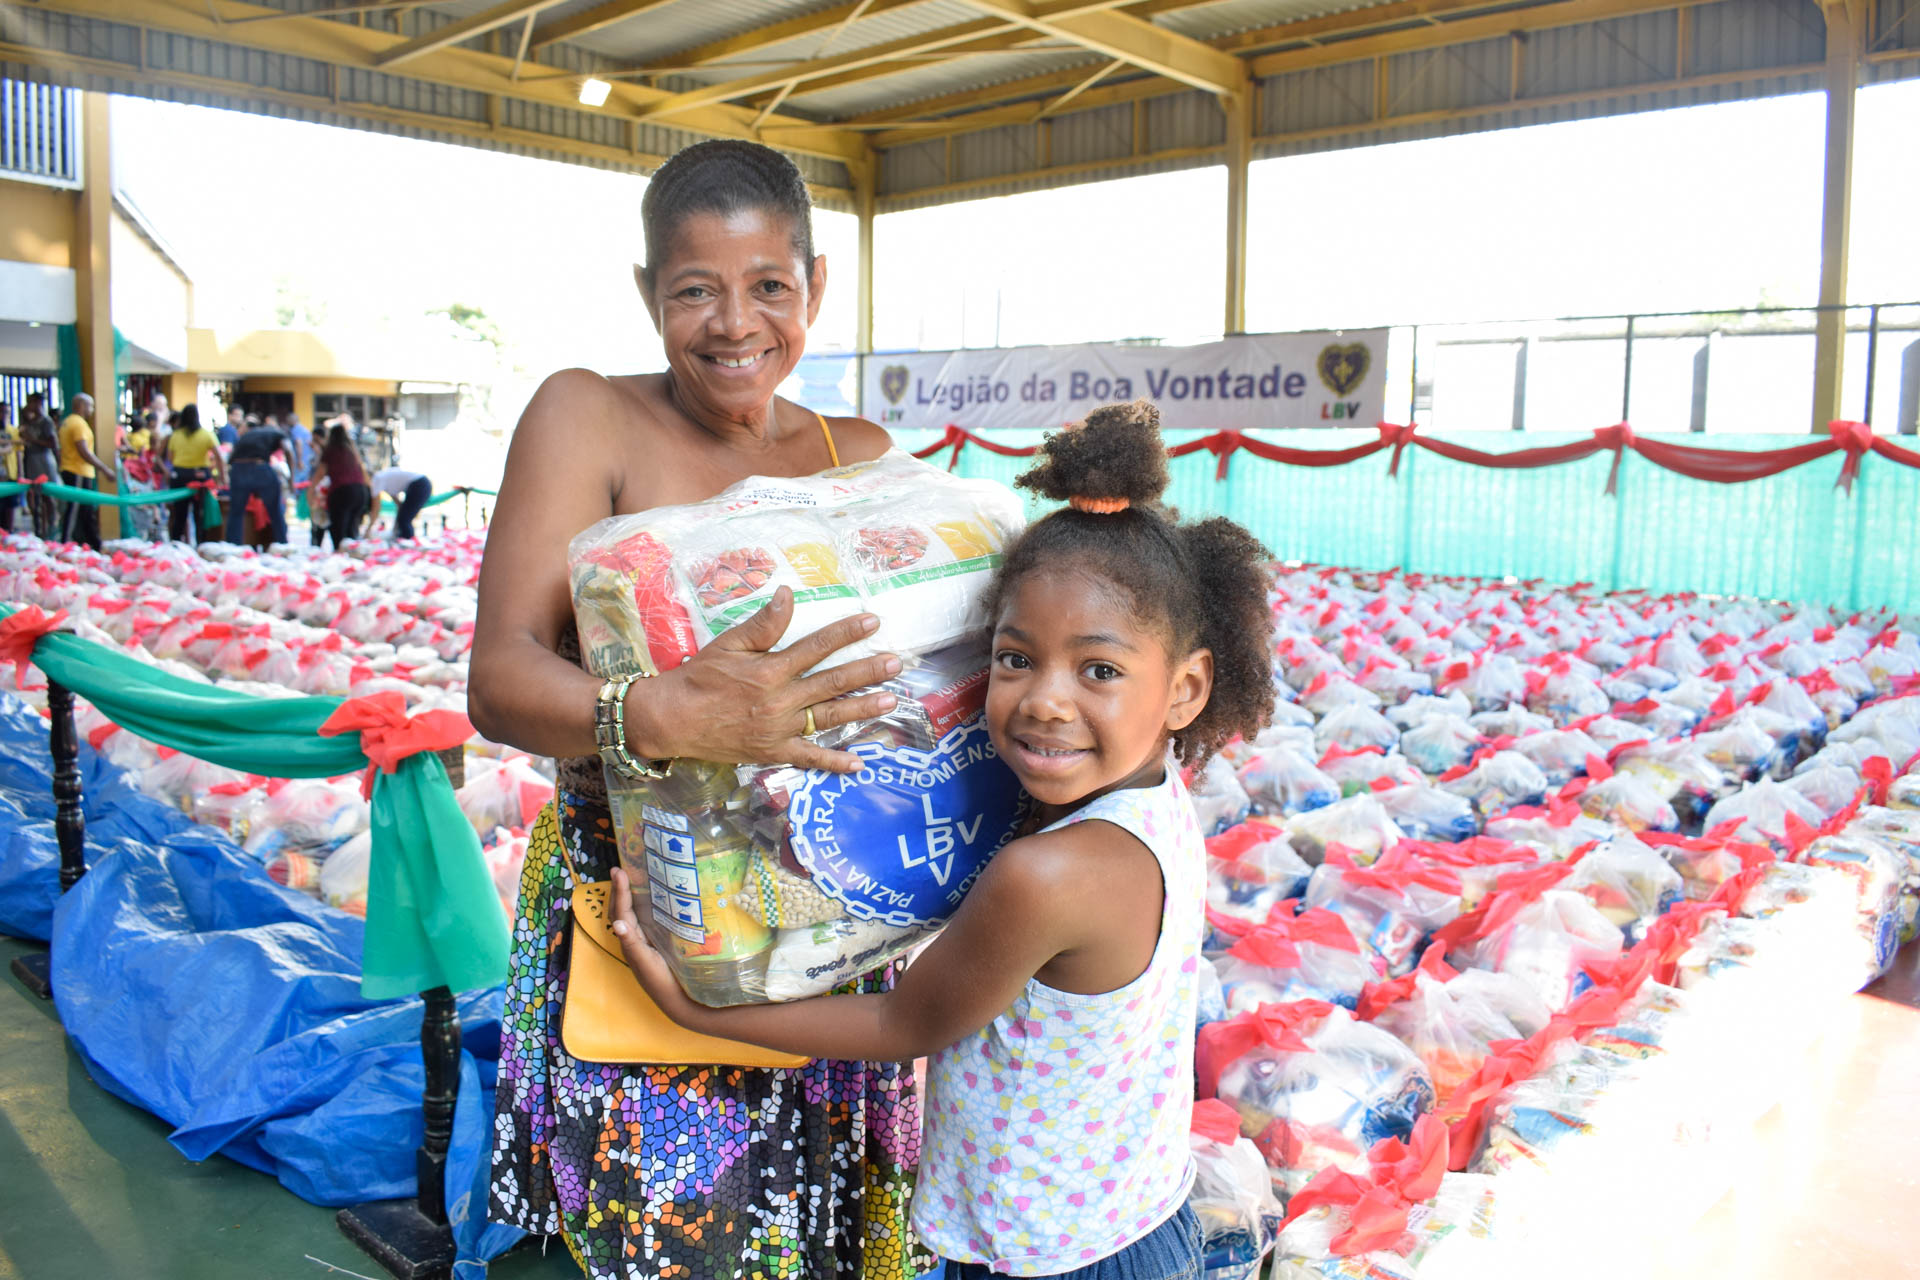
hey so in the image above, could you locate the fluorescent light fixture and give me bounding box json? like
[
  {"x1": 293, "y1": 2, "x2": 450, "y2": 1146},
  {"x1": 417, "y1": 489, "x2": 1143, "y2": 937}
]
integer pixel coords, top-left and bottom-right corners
[{"x1": 578, "y1": 77, "x2": 612, "y2": 107}]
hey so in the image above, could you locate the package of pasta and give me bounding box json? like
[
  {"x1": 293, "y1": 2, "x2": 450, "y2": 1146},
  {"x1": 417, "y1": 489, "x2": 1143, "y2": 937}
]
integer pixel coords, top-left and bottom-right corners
[
  {"x1": 1199, "y1": 1001, "x2": 1437, "y2": 1197},
  {"x1": 604, "y1": 642, "x2": 1026, "y2": 1007},
  {"x1": 569, "y1": 449, "x2": 1025, "y2": 677},
  {"x1": 1189, "y1": 1099, "x2": 1285, "y2": 1280}
]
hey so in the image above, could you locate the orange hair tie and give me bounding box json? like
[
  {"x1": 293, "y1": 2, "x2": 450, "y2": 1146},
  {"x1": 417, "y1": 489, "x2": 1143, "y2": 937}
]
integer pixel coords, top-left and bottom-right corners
[{"x1": 1067, "y1": 495, "x2": 1130, "y2": 514}]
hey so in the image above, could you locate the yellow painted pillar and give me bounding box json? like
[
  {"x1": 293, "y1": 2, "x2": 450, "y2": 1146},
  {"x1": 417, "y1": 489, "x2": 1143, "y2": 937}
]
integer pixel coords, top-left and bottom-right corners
[
  {"x1": 72, "y1": 90, "x2": 119, "y2": 538},
  {"x1": 1811, "y1": 0, "x2": 1864, "y2": 431},
  {"x1": 1222, "y1": 82, "x2": 1254, "y2": 336},
  {"x1": 852, "y1": 148, "x2": 876, "y2": 357}
]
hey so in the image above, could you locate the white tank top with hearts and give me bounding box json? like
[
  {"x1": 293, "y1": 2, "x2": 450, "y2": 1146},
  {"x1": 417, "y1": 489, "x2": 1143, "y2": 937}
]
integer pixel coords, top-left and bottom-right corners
[{"x1": 913, "y1": 766, "x2": 1204, "y2": 1274}]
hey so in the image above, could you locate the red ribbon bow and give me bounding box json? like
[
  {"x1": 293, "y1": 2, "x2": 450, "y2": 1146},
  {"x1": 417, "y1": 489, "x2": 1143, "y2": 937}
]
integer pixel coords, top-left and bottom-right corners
[
  {"x1": 1828, "y1": 419, "x2": 1873, "y2": 493},
  {"x1": 318, "y1": 691, "x2": 474, "y2": 799},
  {"x1": 1277, "y1": 1114, "x2": 1449, "y2": 1255},
  {"x1": 1195, "y1": 1000, "x2": 1335, "y2": 1097},
  {"x1": 0, "y1": 606, "x2": 68, "y2": 687}
]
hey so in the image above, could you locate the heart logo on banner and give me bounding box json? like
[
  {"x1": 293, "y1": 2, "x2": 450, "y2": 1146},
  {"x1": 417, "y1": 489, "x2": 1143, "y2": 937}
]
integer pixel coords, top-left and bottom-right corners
[
  {"x1": 1317, "y1": 343, "x2": 1371, "y2": 396},
  {"x1": 880, "y1": 364, "x2": 910, "y2": 406}
]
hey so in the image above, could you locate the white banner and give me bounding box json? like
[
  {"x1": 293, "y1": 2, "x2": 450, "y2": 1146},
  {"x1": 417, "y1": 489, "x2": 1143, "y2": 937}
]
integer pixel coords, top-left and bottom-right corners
[{"x1": 862, "y1": 330, "x2": 1387, "y2": 432}]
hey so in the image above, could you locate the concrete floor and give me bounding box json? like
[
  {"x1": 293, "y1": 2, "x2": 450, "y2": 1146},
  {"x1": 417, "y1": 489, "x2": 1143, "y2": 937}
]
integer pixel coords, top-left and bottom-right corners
[
  {"x1": 5, "y1": 930, "x2": 1919, "y2": 1279},
  {"x1": 0, "y1": 934, "x2": 576, "y2": 1280}
]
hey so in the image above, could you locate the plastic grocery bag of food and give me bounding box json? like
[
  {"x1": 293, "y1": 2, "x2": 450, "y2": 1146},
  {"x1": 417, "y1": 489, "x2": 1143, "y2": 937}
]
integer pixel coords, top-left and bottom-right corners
[
  {"x1": 1213, "y1": 911, "x2": 1375, "y2": 1013},
  {"x1": 1286, "y1": 795, "x2": 1406, "y2": 866},
  {"x1": 1195, "y1": 755, "x2": 1257, "y2": 836},
  {"x1": 1189, "y1": 1099, "x2": 1285, "y2": 1280},
  {"x1": 1305, "y1": 850, "x2": 1464, "y2": 978},
  {"x1": 1236, "y1": 746, "x2": 1340, "y2": 816},
  {"x1": 1565, "y1": 836, "x2": 1684, "y2": 940},
  {"x1": 569, "y1": 449, "x2": 1024, "y2": 675},
  {"x1": 1441, "y1": 888, "x2": 1623, "y2": 1010},
  {"x1": 602, "y1": 643, "x2": 1025, "y2": 1006},
  {"x1": 1198, "y1": 1001, "x2": 1436, "y2": 1197},
  {"x1": 1206, "y1": 822, "x2": 1315, "y2": 943}
]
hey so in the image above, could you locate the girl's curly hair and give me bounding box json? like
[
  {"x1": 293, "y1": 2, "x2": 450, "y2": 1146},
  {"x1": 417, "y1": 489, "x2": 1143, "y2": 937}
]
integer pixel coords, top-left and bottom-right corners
[{"x1": 983, "y1": 400, "x2": 1274, "y2": 766}]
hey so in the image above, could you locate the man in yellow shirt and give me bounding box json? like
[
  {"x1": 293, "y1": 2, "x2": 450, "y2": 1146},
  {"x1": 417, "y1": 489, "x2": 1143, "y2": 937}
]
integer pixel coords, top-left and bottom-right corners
[{"x1": 58, "y1": 393, "x2": 108, "y2": 550}]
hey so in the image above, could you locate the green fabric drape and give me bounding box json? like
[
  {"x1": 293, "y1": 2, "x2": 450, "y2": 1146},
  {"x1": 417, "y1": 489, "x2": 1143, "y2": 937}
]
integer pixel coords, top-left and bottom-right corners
[
  {"x1": 0, "y1": 605, "x2": 507, "y2": 998},
  {"x1": 0, "y1": 478, "x2": 221, "y2": 528}
]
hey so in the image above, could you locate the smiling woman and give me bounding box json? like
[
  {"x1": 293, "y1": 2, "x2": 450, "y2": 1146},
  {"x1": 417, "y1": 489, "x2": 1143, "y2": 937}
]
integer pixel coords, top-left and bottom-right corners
[{"x1": 469, "y1": 140, "x2": 930, "y2": 1280}]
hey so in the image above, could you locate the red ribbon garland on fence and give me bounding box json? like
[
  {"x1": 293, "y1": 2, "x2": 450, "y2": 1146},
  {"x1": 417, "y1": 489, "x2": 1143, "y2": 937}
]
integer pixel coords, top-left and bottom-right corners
[
  {"x1": 912, "y1": 418, "x2": 1920, "y2": 492},
  {"x1": 317, "y1": 691, "x2": 476, "y2": 800}
]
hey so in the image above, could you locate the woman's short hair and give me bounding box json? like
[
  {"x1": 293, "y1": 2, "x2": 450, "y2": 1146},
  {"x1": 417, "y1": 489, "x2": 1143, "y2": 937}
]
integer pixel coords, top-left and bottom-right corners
[{"x1": 640, "y1": 139, "x2": 815, "y2": 287}]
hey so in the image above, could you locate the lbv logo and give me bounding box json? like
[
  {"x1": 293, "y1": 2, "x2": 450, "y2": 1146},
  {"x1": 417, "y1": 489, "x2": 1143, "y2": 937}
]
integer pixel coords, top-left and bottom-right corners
[{"x1": 896, "y1": 793, "x2": 981, "y2": 887}]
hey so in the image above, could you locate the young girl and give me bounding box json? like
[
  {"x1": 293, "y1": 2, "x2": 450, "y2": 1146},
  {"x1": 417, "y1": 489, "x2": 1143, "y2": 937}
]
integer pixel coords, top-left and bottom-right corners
[{"x1": 610, "y1": 400, "x2": 1276, "y2": 1278}]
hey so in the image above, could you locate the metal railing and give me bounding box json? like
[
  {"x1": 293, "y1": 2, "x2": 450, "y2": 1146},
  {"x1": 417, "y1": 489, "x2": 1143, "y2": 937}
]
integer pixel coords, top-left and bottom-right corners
[
  {"x1": 0, "y1": 79, "x2": 80, "y2": 188},
  {"x1": 1409, "y1": 302, "x2": 1920, "y2": 436}
]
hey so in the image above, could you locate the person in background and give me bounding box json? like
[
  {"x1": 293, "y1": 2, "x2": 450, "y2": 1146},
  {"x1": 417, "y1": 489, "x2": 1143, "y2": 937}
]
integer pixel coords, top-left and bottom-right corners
[
  {"x1": 226, "y1": 414, "x2": 290, "y2": 546},
  {"x1": 285, "y1": 409, "x2": 312, "y2": 475},
  {"x1": 120, "y1": 411, "x2": 163, "y2": 541},
  {"x1": 147, "y1": 390, "x2": 171, "y2": 434},
  {"x1": 165, "y1": 403, "x2": 227, "y2": 543},
  {"x1": 313, "y1": 418, "x2": 371, "y2": 548},
  {"x1": 0, "y1": 402, "x2": 18, "y2": 536},
  {"x1": 18, "y1": 391, "x2": 59, "y2": 539},
  {"x1": 58, "y1": 392, "x2": 108, "y2": 551},
  {"x1": 372, "y1": 464, "x2": 432, "y2": 540},
  {"x1": 219, "y1": 403, "x2": 244, "y2": 448}
]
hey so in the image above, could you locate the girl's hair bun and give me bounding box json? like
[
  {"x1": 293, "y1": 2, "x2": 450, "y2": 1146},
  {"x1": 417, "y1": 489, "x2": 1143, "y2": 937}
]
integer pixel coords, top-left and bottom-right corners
[{"x1": 1015, "y1": 399, "x2": 1171, "y2": 511}]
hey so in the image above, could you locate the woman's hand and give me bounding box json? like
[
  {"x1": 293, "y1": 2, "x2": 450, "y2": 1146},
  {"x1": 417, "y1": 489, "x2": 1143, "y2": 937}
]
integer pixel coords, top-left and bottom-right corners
[
  {"x1": 629, "y1": 586, "x2": 902, "y2": 774},
  {"x1": 608, "y1": 867, "x2": 701, "y2": 1024}
]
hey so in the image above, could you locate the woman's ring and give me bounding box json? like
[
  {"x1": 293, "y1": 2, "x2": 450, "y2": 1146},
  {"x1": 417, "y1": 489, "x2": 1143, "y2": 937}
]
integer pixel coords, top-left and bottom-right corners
[{"x1": 803, "y1": 705, "x2": 818, "y2": 738}]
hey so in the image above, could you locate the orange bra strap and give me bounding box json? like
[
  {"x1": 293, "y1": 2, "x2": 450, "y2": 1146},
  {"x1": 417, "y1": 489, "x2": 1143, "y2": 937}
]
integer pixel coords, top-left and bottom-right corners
[{"x1": 814, "y1": 411, "x2": 841, "y2": 469}]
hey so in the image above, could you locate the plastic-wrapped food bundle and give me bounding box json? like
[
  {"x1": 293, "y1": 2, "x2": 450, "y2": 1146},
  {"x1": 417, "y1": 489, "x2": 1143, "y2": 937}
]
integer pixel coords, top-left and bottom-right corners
[
  {"x1": 1373, "y1": 784, "x2": 1478, "y2": 844},
  {"x1": 1275, "y1": 1166, "x2": 1497, "y2": 1278},
  {"x1": 1443, "y1": 655, "x2": 1527, "y2": 713},
  {"x1": 1437, "y1": 750, "x2": 1550, "y2": 816},
  {"x1": 1213, "y1": 911, "x2": 1375, "y2": 1012},
  {"x1": 1797, "y1": 833, "x2": 1906, "y2": 975},
  {"x1": 1526, "y1": 670, "x2": 1611, "y2": 723},
  {"x1": 1484, "y1": 805, "x2": 1618, "y2": 861},
  {"x1": 141, "y1": 750, "x2": 256, "y2": 814},
  {"x1": 1198, "y1": 959, "x2": 1230, "y2": 1030},
  {"x1": 1507, "y1": 728, "x2": 1603, "y2": 787},
  {"x1": 1316, "y1": 748, "x2": 1423, "y2": 795},
  {"x1": 1195, "y1": 755, "x2": 1256, "y2": 836},
  {"x1": 599, "y1": 648, "x2": 1024, "y2": 1006},
  {"x1": 1783, "y1": 762, "x2": 1865, "y2": 817},
  {"x1": 1189, "y1": 1100, "x2": 1285, "y2": 1280},
  {"x1": 455, "y1": 754, "x2": 557, "y2": 838},
  {"x1": 569, "y1": 449, "x2": 1024, "y2": 676},
  {"x1": 1394, "y1": 836, "x2": 1545, "y2": 913},
  {"x1": 1398, "y1": 715, "x2": 1483, "y2": 776},
  {"x1": 1702, "y1": 780, "x2": 1828, "y2": 856},
  {"x1": 1644, "y1": 830, "x2": 1775, "y2": 903},
  {"x1": 1442, "y1": 888, "x2": 1623, "y2": 1011},
  {"x1": 319, "y1": 831, "x2": 372, "y2": 917},
  {"x1": 1199, "y1": 1001, "x2": 1436, "y2": 1197},
  {"x1": 1305, "y1": 851, "x2": 1463, "y2": 978},
  {"x1": 1385, "y1": 692, "x2": 1473, "y2": 733},
  {"x1": 192, "y1": 783, "x2": 265, "y2": 841},
  {"x1": 1313, "y1": 703, "x2": 1400, "y2": 753},
  {"x1": 1285, "y1": 795, "x2": 1406, "y2": 866},
  {"x1": 1206, "y1": 822, "x2": 1315, "y2": 946},
  {"x1": 254, "y1": 777, "x2": 369, "y2": 850},
  {"x1": 1366, "y1": 967, "x2": 1544, "y2": 1106},
  {"x1": 1565, "y1": 836, "x2": 1685, "y2": 940},
  {"x1": 1575, "y1": 768, "x2": 1680, "y2": 834},
  {"x1": 1298, "y1": 673, "x2": 1383, "y2": 716},
  {"x1": 1236, "y1": 746, "x2": 1340, "y2": 817},
  {"x1": 1610, "y1": 737, "x2": 1734, "y2": 818}
]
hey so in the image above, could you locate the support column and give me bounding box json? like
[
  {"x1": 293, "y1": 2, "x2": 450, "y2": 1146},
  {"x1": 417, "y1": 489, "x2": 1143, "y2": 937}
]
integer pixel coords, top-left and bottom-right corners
[
  {"x1": 853, "y1": 147, "x2": 876, "y2": 356},
  {"x1": 1811, "y1": 0, "x2": 1864, "y2": 432},
  {"x1": 1222, "y1": 82, "x2": 1253, "y2": 336},
  {"x1": 72, "y1": 90, "x2": 118, "y2": 538}
]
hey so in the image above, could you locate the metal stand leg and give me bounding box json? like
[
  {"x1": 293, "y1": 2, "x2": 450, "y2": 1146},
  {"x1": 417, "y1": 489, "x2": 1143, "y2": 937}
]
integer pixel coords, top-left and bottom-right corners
[
  {"x1": 11, "y1": 679, "x2": 87, "y2": 1001},
  {"x1": 335, "y1": 986, "x2": 463, "y2": 1280}
]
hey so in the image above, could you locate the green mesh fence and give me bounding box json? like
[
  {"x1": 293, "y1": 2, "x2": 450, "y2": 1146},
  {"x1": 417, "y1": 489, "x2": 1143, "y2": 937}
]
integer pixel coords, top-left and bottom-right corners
[{"x1": 903, "y1": 428, "x2": 1919, "y2": 613}]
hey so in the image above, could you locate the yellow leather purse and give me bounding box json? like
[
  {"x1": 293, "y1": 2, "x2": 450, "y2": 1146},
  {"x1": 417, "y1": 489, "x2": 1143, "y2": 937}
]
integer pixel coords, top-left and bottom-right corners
[{"x1": 551, "y1": 815, "x2": 809, "y2": 1069}]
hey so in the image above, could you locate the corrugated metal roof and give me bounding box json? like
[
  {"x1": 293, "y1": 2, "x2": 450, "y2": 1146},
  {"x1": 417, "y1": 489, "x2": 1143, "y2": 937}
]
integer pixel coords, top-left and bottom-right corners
[{"x1": 792, "y1": 47, "x2": 1102, "y2": 116}]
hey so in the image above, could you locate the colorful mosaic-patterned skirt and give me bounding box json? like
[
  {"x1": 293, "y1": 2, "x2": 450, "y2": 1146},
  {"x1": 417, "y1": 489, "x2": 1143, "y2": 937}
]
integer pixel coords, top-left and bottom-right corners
[{"x1": 489, "y1": 794, "x2": 935, "y2": 1280}]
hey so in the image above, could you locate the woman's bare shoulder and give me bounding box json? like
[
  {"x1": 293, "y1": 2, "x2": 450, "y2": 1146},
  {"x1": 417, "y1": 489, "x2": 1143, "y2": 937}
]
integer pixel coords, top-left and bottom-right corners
[
  {"x1": 821, "y1": 414, "x2": 894, "y2": 464},
  {"x1": 518, "y1": 369, "x2": 667, "y2": 437}
]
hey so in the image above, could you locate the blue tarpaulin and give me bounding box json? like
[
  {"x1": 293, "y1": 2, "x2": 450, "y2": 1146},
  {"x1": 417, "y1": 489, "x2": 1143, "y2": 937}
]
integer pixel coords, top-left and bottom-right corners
[{"x1": 0, "y1": 694, "x2": 523, "y2": 1272}]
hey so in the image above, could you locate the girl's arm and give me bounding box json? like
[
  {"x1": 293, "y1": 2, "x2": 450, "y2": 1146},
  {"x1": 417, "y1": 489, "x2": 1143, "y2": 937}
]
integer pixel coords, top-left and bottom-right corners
[{"x1": 609, "y1": 820, "x2": 1155, "y2": 1062}]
